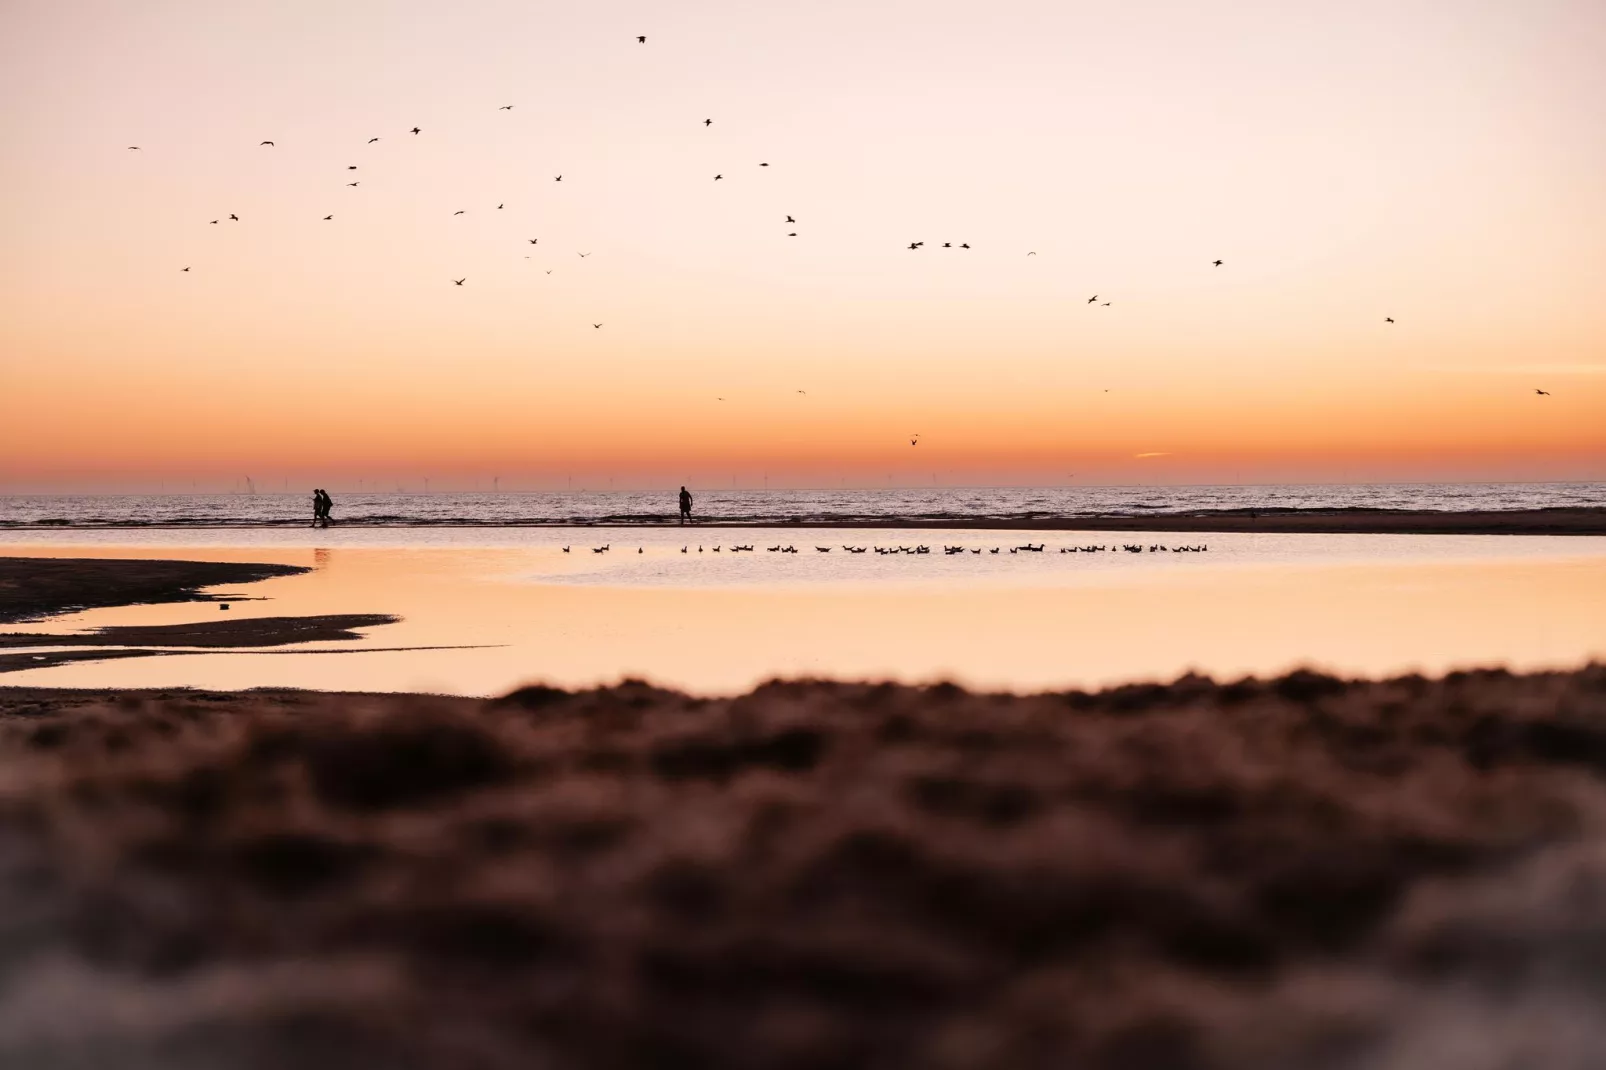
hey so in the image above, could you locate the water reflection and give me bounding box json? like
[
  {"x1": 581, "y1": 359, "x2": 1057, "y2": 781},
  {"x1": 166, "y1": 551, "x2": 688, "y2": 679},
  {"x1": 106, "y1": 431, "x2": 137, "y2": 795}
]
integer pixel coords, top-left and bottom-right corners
[{"x1": 3, "y1": 533, "x2": 1603, "y2": 695}]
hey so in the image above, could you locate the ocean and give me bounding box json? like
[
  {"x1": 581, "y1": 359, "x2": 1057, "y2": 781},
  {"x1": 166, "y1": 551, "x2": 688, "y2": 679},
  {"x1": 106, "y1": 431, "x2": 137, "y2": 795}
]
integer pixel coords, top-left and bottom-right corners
[{"x1": 2, "y1": 482, "x2": 1601, "y2": 528}]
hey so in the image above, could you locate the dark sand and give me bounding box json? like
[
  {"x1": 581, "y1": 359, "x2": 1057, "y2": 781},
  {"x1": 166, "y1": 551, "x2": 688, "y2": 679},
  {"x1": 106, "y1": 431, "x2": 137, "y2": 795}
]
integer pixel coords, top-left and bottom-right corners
[
  {"x1": 3, "y1": 666, "x2": 1605, "y2": 1069},
  {"x1": 0, "y1": 614, "x2": 400, "y2": 650},
  {"x1": 0, "y1": 557, "x2": 309, "y2": 624},
  {"x1": 676, "y1": 506, "x2": 1606, "y2": 535}
]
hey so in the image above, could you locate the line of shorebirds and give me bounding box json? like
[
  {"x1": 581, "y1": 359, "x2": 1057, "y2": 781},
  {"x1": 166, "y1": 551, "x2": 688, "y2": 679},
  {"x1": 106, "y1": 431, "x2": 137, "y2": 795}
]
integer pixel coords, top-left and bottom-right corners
[{"x1": 562, "y1": 542, "x2": 1209, "y2": 555}]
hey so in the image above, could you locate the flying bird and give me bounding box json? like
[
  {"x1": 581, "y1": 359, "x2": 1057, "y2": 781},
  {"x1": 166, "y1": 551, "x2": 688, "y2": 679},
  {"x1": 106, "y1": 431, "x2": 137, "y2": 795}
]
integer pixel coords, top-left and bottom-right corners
[
  {"x1": 592, "y1": 323, "x2": 603, "y2": 329},
  {"x1": 454, "y1": 210, "x2": 465, "y2": 215},
  {"x1": 453, "y1": 278, "x2": 465, "y2": 285},
  {"x1": 714, "y1": 174, "x2": 723, "y2": 180},
  {"x1": 497, "y1": 203, "x2": 504, "y2": 209},
  {"x1": 499, "y1": 105, "x2": 514, "y2": 110},
  {"x1": 797, "y1": 390, "x2": 806, "y2": 395},
  {"x1": 785, "y1": 215, "x2": 795, "y2": 223},
  {"x1": 127, "y1": 146, "x2": 140, "y2": 150},
  {"x1": 554, "y1": 175, "x2": 562, "y2": 181},
  {"x1": 960, "y1": 243, "x2": 970, "y2": 249},
  {"x1": 1535, "y1": 388, "x2": 1550, "y2": 395},
  {"x1": 1027, "y1": 251, "x2": 1037, "y2": 256},
  {"x1": 942, "y1": 242, "x2": 952, "y2": 248},
  {"x1": 1385, "y1": 317, "x2": 1395, "y2": 323},
  {"x1": 209, "y1": 219, "x2": 218, "y2": 224},
  {"x1": 1101, "y1": 302, "x2": 1111, "y2": 307},
  {"x1": 908, "y1": 242, "x2": 923, "y2": 250},
  {"x1": 368, "y1": 137, "x2": 380, "y2": 143},
  {"x1": 410, "y1": 127, "x2": 421, "y2": 134},
  {"x1": 637, "y1": 35, "x2": 646, "y2": 42},
  {"x1": 259, "y1": 141, "x2": 274, "y2": 146},
  {"x1": 910, "y1": 434, "x2": 920, "y2": 446},
  {"x1": 181, "y1": 266, "x2": 189, "y2": 272},
  {"x1": 228, "y1": 214, "x2": 238, "y2": 221},
  {"x1": 1087, "y1": 295, "x2": 1098, "y2": 304},
  {"x1": 347, "y1": 165, "x2": 357, "y2": 170},
  {"x1": 759, "y1": 162, "x2": 769, "y2": 167},
  {"x1": 578, "y1": 252, "x2": 591, "y2": 258},
  {"x1": 346, "y1": 181, "x2": 359, "y2": 186},
  {"x1": 322, "y1": 214, "x2": 332, "y2": 220},
  {"x1": 703, "y1": 119, "x2": 712, "y2": 127},
  {"x1": 1212, "y1": 259, "x2": 1223, "y2": 267},
  {"x1": 528, "y1": 238, "x2": 538, "y2": 244},
  {"x1": 788, "y1": 232, "x2": 797, "y2": 236}
]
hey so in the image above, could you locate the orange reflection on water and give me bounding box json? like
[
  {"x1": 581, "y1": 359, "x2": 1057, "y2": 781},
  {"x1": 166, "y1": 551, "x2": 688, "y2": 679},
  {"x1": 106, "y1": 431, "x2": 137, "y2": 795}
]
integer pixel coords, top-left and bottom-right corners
[{"x1": 4, "y1": 540, "x2": 1603, "y2": 695}]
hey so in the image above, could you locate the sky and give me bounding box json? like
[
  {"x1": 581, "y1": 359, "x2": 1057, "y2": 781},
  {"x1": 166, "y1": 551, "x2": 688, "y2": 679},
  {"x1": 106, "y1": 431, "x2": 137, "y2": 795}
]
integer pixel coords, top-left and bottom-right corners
[{"x1": 1, "y1": 0, "x2": 1603, "y2": 492}]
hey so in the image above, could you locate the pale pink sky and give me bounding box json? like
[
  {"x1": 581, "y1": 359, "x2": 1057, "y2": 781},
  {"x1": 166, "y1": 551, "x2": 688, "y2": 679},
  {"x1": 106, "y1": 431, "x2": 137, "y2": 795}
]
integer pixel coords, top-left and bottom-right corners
[{"x1": 1, "y1": 0, "x2": 1603, "y2": 491}]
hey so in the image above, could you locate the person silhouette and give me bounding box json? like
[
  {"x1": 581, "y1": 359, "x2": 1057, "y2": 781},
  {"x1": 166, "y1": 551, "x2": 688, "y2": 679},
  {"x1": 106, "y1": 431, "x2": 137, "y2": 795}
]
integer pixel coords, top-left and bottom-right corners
[
  {"x1": 679, "y1": 486, "x2": 693, "y2": 525},
  {"x1": 311, "y1": 488, "x2": 324, "y2": 527},
  {"x1": 319, "y1": 488, "x2": 334, "y2": 527}
]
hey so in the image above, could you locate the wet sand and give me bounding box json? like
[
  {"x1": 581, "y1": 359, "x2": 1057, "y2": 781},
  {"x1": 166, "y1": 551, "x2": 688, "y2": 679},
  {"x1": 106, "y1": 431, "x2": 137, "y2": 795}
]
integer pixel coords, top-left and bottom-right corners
[
  {"x1": 0, "y1": 556, "x2": 308, "y2": 623},
  {"x1": 7, "y1": 506, "x2": 1606, "y2": 534},
  {"x1": 2, "y1": 666, "x2": 1605, "y2": 1069}
]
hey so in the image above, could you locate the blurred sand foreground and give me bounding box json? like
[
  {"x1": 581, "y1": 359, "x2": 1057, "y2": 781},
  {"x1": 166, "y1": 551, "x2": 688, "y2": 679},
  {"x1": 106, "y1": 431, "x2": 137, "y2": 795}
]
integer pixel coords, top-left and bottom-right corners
[{"x1": 3, "y1": 665, "x2": 1606, "y2": 1070}]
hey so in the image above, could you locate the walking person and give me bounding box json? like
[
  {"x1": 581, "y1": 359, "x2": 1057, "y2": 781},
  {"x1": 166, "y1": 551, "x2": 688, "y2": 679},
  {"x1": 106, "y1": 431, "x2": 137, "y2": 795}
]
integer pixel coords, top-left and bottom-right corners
[
  {"x1": 311, "y1": 488, "x2": 324, "y2": 528},
  {"x1": 318, "y1": 488, "x2": 334, "y2": 527},
  {"x1": 678, "y1": 485, "x2": 693, "y2": 525}
]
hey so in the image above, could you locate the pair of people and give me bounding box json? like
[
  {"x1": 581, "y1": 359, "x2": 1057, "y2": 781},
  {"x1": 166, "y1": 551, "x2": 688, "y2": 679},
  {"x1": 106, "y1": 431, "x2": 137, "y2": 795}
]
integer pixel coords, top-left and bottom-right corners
[{"x1": 311, "y1": 488, "x2": 334, "y2": 527}]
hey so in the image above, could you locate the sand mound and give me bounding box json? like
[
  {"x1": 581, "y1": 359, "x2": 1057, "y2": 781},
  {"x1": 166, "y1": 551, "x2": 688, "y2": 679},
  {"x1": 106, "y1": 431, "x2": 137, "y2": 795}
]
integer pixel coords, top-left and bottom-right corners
[{"x1": 3, "y1": 667, "x2": 1606, "y2": 1069}]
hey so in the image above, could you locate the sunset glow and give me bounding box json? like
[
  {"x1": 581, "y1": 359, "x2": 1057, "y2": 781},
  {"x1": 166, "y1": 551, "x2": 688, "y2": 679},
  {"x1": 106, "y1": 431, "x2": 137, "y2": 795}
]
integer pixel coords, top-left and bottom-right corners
[{"x1": 3, "y1": 0, "x2": 1603, "y2": 491}]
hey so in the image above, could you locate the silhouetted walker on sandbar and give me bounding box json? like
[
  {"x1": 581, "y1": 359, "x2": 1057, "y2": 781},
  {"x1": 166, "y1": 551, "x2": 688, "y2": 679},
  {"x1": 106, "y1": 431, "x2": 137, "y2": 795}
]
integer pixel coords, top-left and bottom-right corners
[
  {"x1": 679, "y1": 486, "x2": 693, "y2": 525},
  {"x1": 311, "y1": 488, "x2": 334, "y2": 528}
]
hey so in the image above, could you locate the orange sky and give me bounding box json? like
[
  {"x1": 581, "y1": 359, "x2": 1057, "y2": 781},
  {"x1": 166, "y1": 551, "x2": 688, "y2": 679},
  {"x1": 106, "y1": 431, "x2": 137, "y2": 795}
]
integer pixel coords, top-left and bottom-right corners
[{"x1": 2, "y1": 0, "x2": 1603, "y2": 492}]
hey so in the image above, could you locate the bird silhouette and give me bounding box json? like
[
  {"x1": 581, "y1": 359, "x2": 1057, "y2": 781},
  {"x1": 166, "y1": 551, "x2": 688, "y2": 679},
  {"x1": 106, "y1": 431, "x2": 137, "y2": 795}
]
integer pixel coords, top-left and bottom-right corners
[
  {"x1": 368, "y1": 137, "x2": 380, "y2": 143},
  {"x1": 499, "y1": 105, "x2": 514, "y2": 110},
  {"x1": 788, "y1": 232, "x2": 797, "y2": 237},
  {"x1": 942, "y1": 242, "x2": 952, "y2": 248},
  {"x1": 453, "y1": 210, "x2": 465, "y2": 215},
  {"x1": 209, "y1": 219, "x2": 218, "y2": 224},
  {"x1": 1101, "y1": 302, "x2": 1111, "y2": 307},
  {"x1": 714, "y1": 174, "x2": 723, "y2": 180},
  {"x1": 637, "y1": 35, "x2": 646, "y2": 42},
  {"x1": 127, "y1": 146, "x2": 140, "y2": 150},
  {"x1": 703, "y1": 119, "x2": 712, "y2": 127},
  {"x1": 545, "y1": 270, "x2": 553, "y2": 274},
  {"x1": 410, "y1": 127, "x2": 421, "y2": 134},
  {"x1": 554, "y1": 175, "x2": 562, "y2": 181},
  {"x1": 592, "y1": 323, "x2": 603, "y2": 329},
  {"x1": 1385, "y1": 317, "x2": 1395, "y2": 323},
  {"x1": 959, "y1": 243, "x2": 970, "y2": 249},
  {"x1": 228, "y1": 214, "x2": 238, "y2": 221},
  {"x1": 322, "y1": 214, "x2": 332, "y2": 220},
  {"x1": 1087, "y1": 295, "x2": 1098, "y2": 304},
  {"x1": 911, "y1": 434, "x2": 920, "y2": 446},
  {"x1": 528, "y1": 238, "x2": 538, "y2": 244},
  {"x1": 346, "y1": 181, "x2": 359, "y2": 186},
  {"x1": 1212, "y1": 259, "x2": 1223, "y2": 266},
  {"x1": 1535, "y1": 388, "x2": 1550, "y2": 395},
  {"x1": 453, "y1": 278, "x2": 465, "y2": 285},
  {"x1": 797, "y1": 390, "x2": 806, "y2": 395},
  {"x1": 259, "y1": 141, "x2": 274, "y2": 146},
  {"x1": 578, "y1": 252, "x2": 591, "y2": 258},
  {"x1": 347, "y1": 165, "x2": 357, "y2": 170},
  {"x1": 497, "y1": 203, "x2": 504, "y2": 209},
  {"x1": 181, "y1": 266, "x2": 189, "y2": 272},
  {"x1": 1027, "y1": 251, "x2": 1037, "y2": 256},
  {"x1": 908, "y1": 242, "x2": 923, "y2": 250},
  {"x1": 759, "y1": 162, "x2": 769, "y2": 167}
]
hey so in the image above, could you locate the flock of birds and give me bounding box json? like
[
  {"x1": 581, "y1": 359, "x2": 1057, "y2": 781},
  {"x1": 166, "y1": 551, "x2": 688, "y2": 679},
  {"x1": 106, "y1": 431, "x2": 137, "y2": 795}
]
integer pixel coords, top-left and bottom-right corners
[
  {"x1": 560, "y1": 541, "x2": 1210, "y2": 556},
  {"x1": 131, "y1": 32, "x2": 1557, "y2": 406}
]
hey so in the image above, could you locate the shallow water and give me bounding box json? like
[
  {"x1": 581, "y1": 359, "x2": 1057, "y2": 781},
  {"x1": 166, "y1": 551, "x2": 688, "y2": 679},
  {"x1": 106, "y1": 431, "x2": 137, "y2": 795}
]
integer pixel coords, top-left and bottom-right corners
[{"x1": 3, "y1": 529, "x2": 1604, "y2": 694}]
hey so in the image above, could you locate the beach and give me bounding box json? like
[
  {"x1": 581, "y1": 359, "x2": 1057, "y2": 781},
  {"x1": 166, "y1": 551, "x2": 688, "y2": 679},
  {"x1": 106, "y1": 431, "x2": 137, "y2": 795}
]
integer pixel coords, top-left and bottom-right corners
[
  {"x1": 5, "y1": 666, "x2": 1606, "y2": 1069},
  {"x1": 4, "y1": 547, "x2": 1606, "y2": 1067}
]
